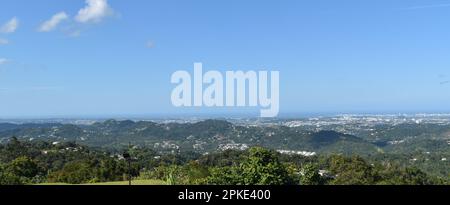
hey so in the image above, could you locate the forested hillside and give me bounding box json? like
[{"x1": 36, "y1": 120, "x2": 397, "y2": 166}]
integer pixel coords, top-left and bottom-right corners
[{"x1": 0, "y1": 138, "x2": 447, "y2": 185}]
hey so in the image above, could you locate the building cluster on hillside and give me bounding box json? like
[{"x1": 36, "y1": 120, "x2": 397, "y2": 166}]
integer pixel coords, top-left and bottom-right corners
[
  {"x1": 218, "y1": 143, "x2": 249, "y2": 151},
  {"x1": 282, "y1": 114, "x2": 450, "y2": 128},
  {"x1": 277, "y1": 150, "x2": 316, "y2": 157}
]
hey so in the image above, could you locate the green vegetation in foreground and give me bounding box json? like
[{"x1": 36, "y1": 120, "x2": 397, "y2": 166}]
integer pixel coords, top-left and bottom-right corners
[
  {"x1": 38, "y1": 179, "x2": 166, "y2": 185},
  {"x1": 1, "y1": 138, "x2": 448, "y2": 185},
  {"x1": 1, "y1": 119, "x2": 449, "y2": 178}
]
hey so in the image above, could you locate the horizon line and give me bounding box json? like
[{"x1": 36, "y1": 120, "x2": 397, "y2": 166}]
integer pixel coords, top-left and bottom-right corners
[{"x1": 2, "y1": 111, "x2": 450, "y2": 120}]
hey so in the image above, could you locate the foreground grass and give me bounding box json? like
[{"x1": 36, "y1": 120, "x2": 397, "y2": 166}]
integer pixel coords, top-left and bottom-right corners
[{"x1": 38, "y1": 179, "x2": 166, "y2": 185}]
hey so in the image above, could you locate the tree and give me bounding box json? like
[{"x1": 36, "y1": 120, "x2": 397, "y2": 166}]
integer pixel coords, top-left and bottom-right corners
[
  {"x1": 240, "y1": 147, "x2": 293, "y2": 185},
  {"x1": 8, "y1": 156, "x2": 41, "y2": 178},
  {"x1": 378, "y1": 167, "x2": 435, "y2": 185},
  {"x1": 300, "y1": 163, "x2": 323, "y2": 185},
  {"x1": 205, "y1": 147, "x2": 294, "y2": 185},
  {"x1": 0, "y1": 163, "x2": 24, "y2": 185},
  {"x1": 328, "y1": 155, "x2": 376, "y2": 185},
  {"x1": 401, "y1": 167, "x2": 433, "y2": 185},
  {"x1": 96, "y1": 158, "x2": 128, "y2": 182},
  {"x1": 49, "y1": 161, "x2": 95, "y2": 184},
  {"x1": 204, "y1": 166, "x2": 242, "y2": 185}
]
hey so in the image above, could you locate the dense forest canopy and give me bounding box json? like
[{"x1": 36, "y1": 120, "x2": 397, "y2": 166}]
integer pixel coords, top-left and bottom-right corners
[
  {"x1": 0, "y1": 137, "x2": 448, "y2": 185},
  {"x1": 0, "y1": 119, "x2": 448, "y2": 180}
]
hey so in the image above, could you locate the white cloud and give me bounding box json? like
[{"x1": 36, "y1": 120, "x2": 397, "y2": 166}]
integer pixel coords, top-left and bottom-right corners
[
  {"x1": 0, "y1": 58, "x2": 9, "y2": 65},
  {"x1": 38, "y1": 12, "x2": 69, "y2": 32},
  {"x1": 75, "y1": 0, "x2": 113, "y2": 23},
  {"x1": 0, "y1": 17, "x2": 19, "y2": 33},
  {"x1": 0, "y1": 38, "x2": 9, "y2": 45}
]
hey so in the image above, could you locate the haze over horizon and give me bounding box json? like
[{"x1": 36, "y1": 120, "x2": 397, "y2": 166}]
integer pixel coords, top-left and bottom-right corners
[{"x1": 1, "y1": 0, "x2": 450, "y2": 118}]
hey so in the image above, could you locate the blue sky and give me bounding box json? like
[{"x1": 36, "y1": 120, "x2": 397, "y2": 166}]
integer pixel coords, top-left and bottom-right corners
[{"x1": 1, "y1": 0, "x2": 450, "y2": 118}]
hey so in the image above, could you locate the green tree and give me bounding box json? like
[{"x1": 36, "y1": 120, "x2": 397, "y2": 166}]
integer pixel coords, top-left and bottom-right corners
[
  {"x1": 205, "y1": 147, "x2": 294, "y2": 185},
  {"x1": 96, "y1": 158, "x2": 126, "y2": 182},
  {"x1": 240, "y1": 147, "x2": 293, "y2": 185},
  {"x1": 8, "y1": 156, "x2": 41, "y2": 178},
  {"x1": 328, "y1": 155, "x2": 376, "y2": 185},
  {"x1": 0, "y1": 163, "x2": 24, "y2": 185},
  {"x1": 204, "y1": 166, "x2": 242, "y2": 185},
  {"x1": 49, "y1": 161, "x2": 95, "y2": 184},
  {"x1": 300, "y1": 163, "x2": 323, "y2": 185},
  {"x1": 378, "y1": 167, "x2": 436, "y2": 185}
]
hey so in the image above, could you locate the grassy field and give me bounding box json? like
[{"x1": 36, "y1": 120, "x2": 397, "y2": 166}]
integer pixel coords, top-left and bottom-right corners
[{"x1": 38, "y1": 179, "x2": 166, "y2": 185}]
